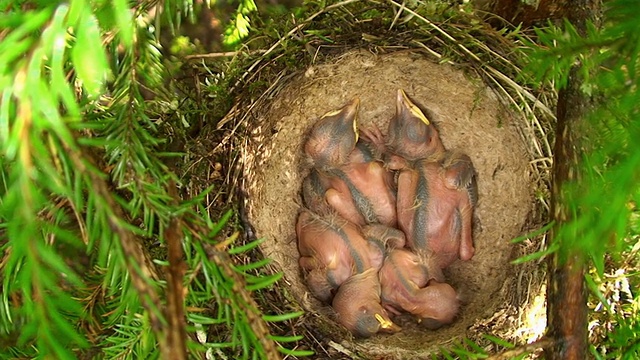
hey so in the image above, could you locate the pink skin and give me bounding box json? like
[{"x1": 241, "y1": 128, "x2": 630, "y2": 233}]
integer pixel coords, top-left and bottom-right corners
[
  {"x1": 362, "y1": 223, "x2": 406, "y2": 250},
  {"x1": 324, "y1": 160, "x2": 398, "y2": 228},
  {"x1": 296, "y1": 210, "x2": 384, "y2": 303},
  {"x1": 376, "y1": 89, "x2": 477, "y2": 267},
  {"x1": 359, "y1": 125, "x2": 387, "y2": 159},
  {"x1": 304, "y1": 98, "x2": 360, "y2": 169},
  {"x1": 302, "y1": 114, "x2": 398, "y2": 228},
  {"x1": 327, "y1": 125, "x2": 399, "y2": 227},
  {"x1": 379, "y1": 248, "x2": 459, "y2": 328},
  {"x1": 357, "y1": 127, "x2": 477, "y2": 267},
  {"x1": 395, "y1": 158, "x2": 475, "y2": 269},
  {"x1": 332, "y1": 268, "x2": 401, "y2": 337},
  {"x1": 325, "y1": 127, "x2": 399, "y2": 227},
  {"x1": 302, "y1": 164, "x2": 397, "y2": 228},
  {"x1": 301, "y1": 98, "x2": 397, "y2": 228}
]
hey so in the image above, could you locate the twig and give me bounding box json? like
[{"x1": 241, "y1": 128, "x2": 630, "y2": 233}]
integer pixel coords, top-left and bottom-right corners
[
  {"x1": 64, "y1": 144, "x2": 167, "y2": 355},
  {"x1": 485, "y1": 65, "x2": 555, "y2": 119},
  {"x1": 328, "y1": 341, "x2": 357, "y2": 358},
  {"x1": 185, "y1": 51, "x2": 240, "y2": 60},
  {"x1": 185, "y1": 50, "x2": 269, "y2": 61},
  {"x1": 486, "y1": 336, "x2": 555, "y2": 360},
  {"x1": 237, "y1": 180, "x2": 257, "y2": 243},
  {"x1": 164, "y1": 182, "x2": 188, "y2": 360},
  {"x1": 203, "y1": 240, "x2": 282, "y2": 360},
  {"x1": 231, "y1": 0, "x2": 362, "y2": 92}
]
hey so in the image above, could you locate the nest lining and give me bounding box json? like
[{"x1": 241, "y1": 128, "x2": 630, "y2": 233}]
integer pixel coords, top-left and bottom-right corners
[{"x1": 241, "y1": 50, "x2": 542, "y2": 358}]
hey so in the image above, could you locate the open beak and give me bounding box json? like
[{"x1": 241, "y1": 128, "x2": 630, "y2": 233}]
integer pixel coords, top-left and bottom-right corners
[
  {"x1": 375, "y1": 313, "x2": 401, "y2": 333},
  {"x1": 397, "y1": 89, "x2": 430, "y2": 125}
]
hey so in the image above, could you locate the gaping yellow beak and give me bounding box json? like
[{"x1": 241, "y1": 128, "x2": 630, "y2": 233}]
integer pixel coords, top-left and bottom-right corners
[{"x1": 398, "y1": 89, "x2": 430, "y2": 125}]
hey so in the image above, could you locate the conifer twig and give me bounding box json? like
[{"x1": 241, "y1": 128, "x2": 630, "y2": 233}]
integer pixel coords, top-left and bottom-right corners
[
  {"x1": 185, "y1": 50, "x2": 268, "y2": 60},
  {"x1": 203, "y1": 239, "x2": 282, "y2": 360},
  {"x1": 164, "y1": 214, "x2": 187, "y2": 360},
  {"x1": 63, "y1": 143, "x2": 169, "y2": 356}
]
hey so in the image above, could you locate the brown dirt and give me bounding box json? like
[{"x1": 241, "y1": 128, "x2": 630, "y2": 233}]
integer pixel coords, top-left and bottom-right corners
[{"x1": 244, "y1": 50, "x2": 534, "y2": 358}]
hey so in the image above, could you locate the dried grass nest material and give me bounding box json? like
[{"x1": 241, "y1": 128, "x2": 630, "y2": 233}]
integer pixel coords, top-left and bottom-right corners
[{"x1": 243, "y1": 50, "x2": 543, "y2": 358}]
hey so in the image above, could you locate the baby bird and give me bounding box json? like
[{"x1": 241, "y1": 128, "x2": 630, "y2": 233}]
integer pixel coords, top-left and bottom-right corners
[
  {"x1": 386, "y1": 89, "x2": 446, "y2": 163},
  {"x1": 304, "y1": 98, "x2": 361, "y2": 170},
  {"x1": 395, "y1": 154, "x2": 477, "y2": 268},
  {"x1": 378, "y1": 248, "x2": 459, "y2": 329},
  {"x1": 296, "y1": 210, "x2": 384, "y2": 303},
  {"x1": 302, "y1": 98, "x2": 397, "y2": 227},
  {"x1": 332, "y1": 268, "x2": 401, "y2": 337},
  {"x1": 385, "y1": 89, "x2": 478, "y2": 268}
]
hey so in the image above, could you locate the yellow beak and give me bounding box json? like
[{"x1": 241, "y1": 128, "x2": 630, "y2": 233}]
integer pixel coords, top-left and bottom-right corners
[
  {"x1": 351, "y1": 97, "x2": 360, "y2": 143},
  {"x1": 398, "y1": 89, "x2": 430, "y2": 125},
  {"x1": 320, "y1": 97, "x2": 360, "y2": 142},
  {"x1": 375, "y1": 313, "x2": 401, "y2": 332}
]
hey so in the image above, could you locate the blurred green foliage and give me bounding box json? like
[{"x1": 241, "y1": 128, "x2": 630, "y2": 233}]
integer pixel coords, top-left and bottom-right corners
[
  {"x1": 523, "y1": 0, "x2": 640, "y2": 357},
  {"x1": 0, "y1": 1, "x2": 308, "y2": 359},
  {"x1": 224, "y1": 0, "x2": 258, "y2": 47}
]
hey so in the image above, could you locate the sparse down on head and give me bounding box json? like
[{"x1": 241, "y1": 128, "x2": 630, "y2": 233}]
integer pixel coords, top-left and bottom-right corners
[
  {"x1": 415, "y1": 281, "x2": 460, "y2": 329},
  {"x1": 386, "y1": 89, "x2": 445, "y2": 161},
  {"x1": 332, "y1": 268, "x2": 401, "y2": 338},
  {"x1": 304, "y1": 98, "x2": 361, "y2": 168}
]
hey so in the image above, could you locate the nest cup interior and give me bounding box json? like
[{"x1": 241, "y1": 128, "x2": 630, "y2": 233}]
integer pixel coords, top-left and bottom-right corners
[{"x1": 245, "y1": 50, "x2": 535, "y2": 357}]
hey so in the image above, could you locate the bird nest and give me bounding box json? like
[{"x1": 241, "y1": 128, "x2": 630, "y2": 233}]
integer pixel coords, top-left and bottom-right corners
[
  {"x1": 187, "y1": 3, "x2": 555, "y2": 358},
  {"x1": 243, "y1": 50, "x2": 545, "y2": 357}
]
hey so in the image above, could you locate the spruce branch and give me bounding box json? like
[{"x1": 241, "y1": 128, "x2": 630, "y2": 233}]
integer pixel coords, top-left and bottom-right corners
[
  {"x1": 61, "y1": 141, "x2": 171, "y2": 355},
  {"x1": 182, "y1": 216, "x2": 282, "y2": 360},
  {"x1": 203, "y1": 239, "x2": 281, "y2": 360},
  {"x1": 1, "y1": 72, "x2": 89, "y2": 359}
]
